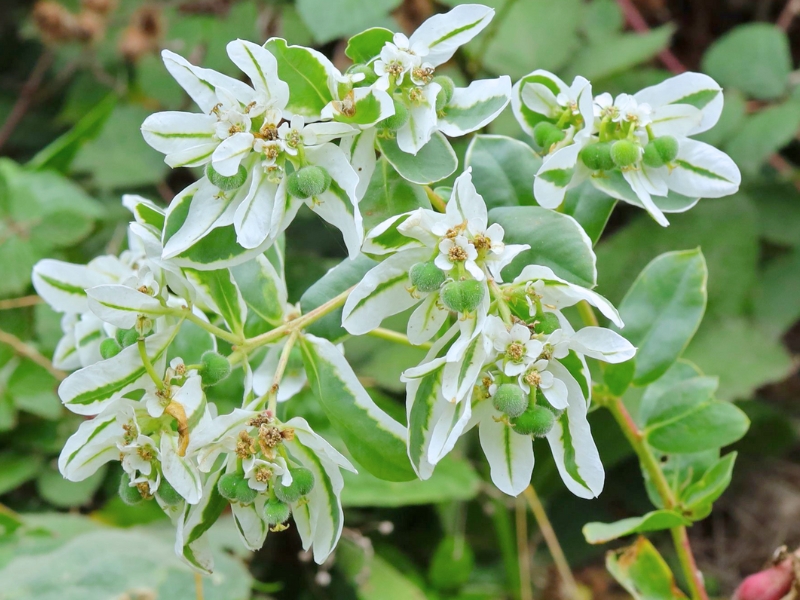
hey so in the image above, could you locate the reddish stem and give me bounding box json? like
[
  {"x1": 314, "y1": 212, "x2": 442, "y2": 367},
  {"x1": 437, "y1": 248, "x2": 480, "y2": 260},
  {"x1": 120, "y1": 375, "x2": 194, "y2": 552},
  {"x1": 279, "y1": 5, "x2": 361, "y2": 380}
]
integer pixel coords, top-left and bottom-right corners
[{"x1": 615, "y1": 0, "x2": 686, "y2": 74}]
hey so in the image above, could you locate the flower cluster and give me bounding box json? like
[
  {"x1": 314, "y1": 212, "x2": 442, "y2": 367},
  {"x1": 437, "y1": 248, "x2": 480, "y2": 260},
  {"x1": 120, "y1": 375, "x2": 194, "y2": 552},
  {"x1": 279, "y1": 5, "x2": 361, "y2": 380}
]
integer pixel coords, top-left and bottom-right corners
[{"x1": 29, "y1": 2, "x2": 744, "y2": 575}]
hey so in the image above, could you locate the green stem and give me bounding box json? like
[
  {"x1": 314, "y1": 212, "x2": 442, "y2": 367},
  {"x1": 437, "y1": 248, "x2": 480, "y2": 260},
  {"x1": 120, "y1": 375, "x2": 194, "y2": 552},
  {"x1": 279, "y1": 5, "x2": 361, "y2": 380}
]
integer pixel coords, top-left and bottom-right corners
[
  {"x1": 515, "y1": 496, "x2": 533, "y2": 600},
  {"x1": 138, "y1": 338, "x2": 165, "y2": 391},
  {"x1": 239, "y1": 286, "x2": 354, "y2": 353},
  {"x1": 367, "y1": 327, "x2": 431, "y2": 349},
  {"x1": 177, "y1": 307, "x2": 243, "y2": 346},
  {"x1": 266, "y1": 331, "x2": 299, "y2": 414},
  {"x1": 424, "y1": 186, "x2": 447, "y2": 213},
  {"x1": 576, "y1": 300, "x2": 599, "y2": 327},
  {"x1": 490, "y1": 281, "x2": 513, "y2": 325}
]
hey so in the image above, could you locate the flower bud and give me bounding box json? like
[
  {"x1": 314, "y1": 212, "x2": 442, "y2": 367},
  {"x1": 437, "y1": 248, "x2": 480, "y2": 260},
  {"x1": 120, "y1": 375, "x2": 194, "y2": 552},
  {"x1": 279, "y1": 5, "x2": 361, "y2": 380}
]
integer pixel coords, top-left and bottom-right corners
[
  {"x1": 440, "y1": 280, "x2": 485, "y2": 314},
  {"x1": 533, "y1": 312, "x2": 560, "y2": 334},
  {"x1": 264, "y1": 498, "x2": 292, "y2": 525},
  {"x1": 206, "y1": 163, "x2": 248, "y2": 191},
  {"x1": 492, "y1": 383, "x2": 528, "y2": 418},
  {"x1": 200, "y1": 351, "x2": 231, "y2": 386},
  {"x1": 511, "y1": 405, "x2": 556, "y2": 437},
  {"x1": 290, "y1": 467, "x2": 315, "y2": 496},
  {"x1": 115, "y1": 327, "x2": 139, "y2": 348},
  {"x1": 610, "y1": 140, "x2": 640, "y2": 168},
  {"x1": 579, "y1": 142, "x2": 615, "y2": 171},
  {"x1": 118, "y1": 474, "x2": 144, "y2": 506},
  {"x1": 532, "y1": 122, "x2": 565, "y2": 150},
  {"x1": 217, "y1": 472, "x2": 241, "y2": 501},
  {"x1": 380, "y1": 96, "x2": 409, "y2": 131},
  {"x1": 348, "y1": 64, "x2": 378, "y2": 87},
  {"x1": 100, "y1": 337, "x2": 122, "y2": 360},
  {"x1": 286, "y1": 165, "x2": 332, "y2": 199},
  {"x1": 409, "y1": 261, "x2": 446, "y2": 293},
  {"x1": 157, "y1": 478, "x2": 183, "y2": 506},
  {"x1": 733, "y1": 559, "x2": 793, "y2": 600}
]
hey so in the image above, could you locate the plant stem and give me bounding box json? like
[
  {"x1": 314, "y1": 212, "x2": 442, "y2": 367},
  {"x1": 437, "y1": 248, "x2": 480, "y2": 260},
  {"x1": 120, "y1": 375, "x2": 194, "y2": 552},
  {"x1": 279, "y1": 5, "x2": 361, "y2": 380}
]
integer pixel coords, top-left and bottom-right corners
[
  {"x1": 0, "y1": 328, "x2": 65, "y2": 380},
  {"x1": 179, "y1": 308, "x2": 243, "y2": 346},
  {"x1": 0, "y1": 295, "x2": 42, "y2": 310},
  {"x1": 515, "y1": 496, "x2": 533, "y2": 600},
  {"x1": 367, "y1": 327, "x2": 431, "y2": 349},
  {"x1": 523, "y1": 485, "x2": 581, "y2": 600},
  {"x1": 138, "y1": 338, "x2": 165, "y2": 391},
  {"x1": 424, "y1": 186, "x2": 447, "y2": 213},
  {"x1": 490, "y1": 280, "x2": 513, "y2": 325},
  {"x1": 266, "y1": 331, "x2": 298, "y2": 414},
  {"x1": 194, "y1": 572, "x2": 204, "y2": 600},
  {"x1": 576, "y1": 300, "x2": 599, "y2": 327},
  {"x1": 0, "y1": 50, "x2": 54, "y2": 152},
  {"x1": 239, "y1": 286, "x2": 354, "y2": 353}
]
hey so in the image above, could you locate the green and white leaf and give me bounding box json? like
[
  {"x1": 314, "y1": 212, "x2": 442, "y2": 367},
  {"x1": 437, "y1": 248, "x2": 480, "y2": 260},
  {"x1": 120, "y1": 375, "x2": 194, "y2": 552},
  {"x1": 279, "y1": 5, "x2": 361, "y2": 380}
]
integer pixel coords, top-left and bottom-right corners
[
  {"x1": 183, "y1": 268, "x2": 247, "y2": 338},
  {"x1": 377, "y1": 132, "x2": 458, "y2": 185},
  {"x1": 86, "y1": 285, "x2": 170, "y2": 330},
  {"x1": 583, "y1": 509, "x2": 689, "y2": 545}
]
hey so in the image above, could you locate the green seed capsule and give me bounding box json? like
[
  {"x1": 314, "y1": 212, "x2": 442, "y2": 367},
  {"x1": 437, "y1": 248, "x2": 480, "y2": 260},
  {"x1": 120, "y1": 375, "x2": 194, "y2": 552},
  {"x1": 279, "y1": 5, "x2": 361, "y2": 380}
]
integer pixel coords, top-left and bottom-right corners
[
  {"x1": 115, "y1": 328, "x2": 140, "y2": 348},
  {"x1": 206, "y1": 163, "x2": 248, "y2": 191},
  {"x1": 642, "y1": 141, "x2": 665, "y2": 168},
  {"x1": 492, "y1": 383, "x2": 529, "y2": 418},
  {"x1": 532, "y1": 122, "x2": 565, "y2": 150},
  {"x1": 610, "y1": 140, "x2": 640, "y2": 168},
  {"x1": 511, "y1": 405, "x2": 556, "y2": 437},
  {"x1": 579, "y1": 142, "x2": 615, "y2": 171},
  {"x1": 119, "y1": 475, "x2": 144, "y2": 506},
  {"x1": 653, "y1": 135, "x2": 679, "y2": 163},
  {"x1": 380, "y1": 96, "x2": 409, "y2": 131},
  {"x1": 99, "y1": 338, "x2": 122, "y2": 360},
  {"x1": 264, "y1": 498, "x2": 292, "y2": 525},
  {"x1": 235, "y1": 479, "x2": 258, "y2": 505},
  {"x1": 433, "y1": 76, "x2": 455, "y2": 106},
  {"x1": 348, "y1": 64, "x2": 378, "y2": 87},
  {"x1": 157, "y1": 478, "x2": 183, "y2": 506},
  {"x1": 290, "y1": 467, "x2": 315, "y2": 496},
  {"x1": 440, "y1": 279, "x2": 485, "y2": 314},
  {"x1": 200, "y1": 351, "x2": 231, "y2": 386},
  {"x1": 274, "y1": 478, "x2": 302, "y2": 504},
  {"x1": 533, "y1": 312, "x2": 561, "y2": 335},
  {"x1": 286, "y1": 166, "x2": 332, "y2": 199},
  {"x1": 217, "y1": 473, "x2": 240, "y2": 502},
  {"x1": 409, "y1": 261, "x2": 446, "y2": 293}
]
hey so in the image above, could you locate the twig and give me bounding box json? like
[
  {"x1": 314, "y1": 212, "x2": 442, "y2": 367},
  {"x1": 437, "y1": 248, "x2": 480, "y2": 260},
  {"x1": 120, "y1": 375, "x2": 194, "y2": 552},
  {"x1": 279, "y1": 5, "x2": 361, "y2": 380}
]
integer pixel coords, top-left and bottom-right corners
[
  {"x1": 0, "y1": 50, "x2": 55, "y2": 152},
  {"x1": 523, "y1": 486, "x2": 581, "y2": 600},
  {"x1": 515, "y1": 495, "x2": 533, "y2": 600},
  {"x1": 0, "y1": 328, "x2": 65, "y2": 380},
  {"x1": 0, "y1": 296, "x2": 42, "y2": 310},
  {"x1": 778, "y1": 0, "x2": 800, "y2": 31},
  {"x1": 194, "y1": 572, "x2": 204, "y2": 600},
  {"x1": 367, "y1": 327, "x2": 431, "y2": 349},
  {"x1": 615, "y1": 0, "x2": 686, "y2": 74}
]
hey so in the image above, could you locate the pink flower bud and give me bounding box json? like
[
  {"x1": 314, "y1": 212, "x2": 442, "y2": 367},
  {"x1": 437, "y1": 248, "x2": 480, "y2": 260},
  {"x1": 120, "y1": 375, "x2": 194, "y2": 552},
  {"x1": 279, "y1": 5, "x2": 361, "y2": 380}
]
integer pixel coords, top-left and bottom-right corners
[{"x1": 732, "y1": 558, "x2": 794, "y2": 600}]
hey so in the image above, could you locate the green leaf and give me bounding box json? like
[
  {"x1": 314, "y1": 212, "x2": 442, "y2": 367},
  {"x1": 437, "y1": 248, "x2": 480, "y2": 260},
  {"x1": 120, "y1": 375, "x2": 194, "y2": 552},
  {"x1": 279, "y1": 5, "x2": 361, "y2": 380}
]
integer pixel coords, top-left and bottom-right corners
[
  {"x1": 606, "y1": 537, "x2": 688, "y2": 600},
  {"x1": 464, "y1": 134, "x2": 540, "y2": 209},
  {"x1": 7, "y1": 361, "x2": 62, "y2": 420},
  {"x1": 702, "y1": 23, "x2": 791, "y2": 101},
  {"x1": 489, "y1": 206, "x2": 596, "y2": 287},
  {"x1": 300, "y1": 334, "x2": 415, "y2": 481},
  {"x1": 345, "y1": 27, "x2": 394, "y2": 63},
  {"x1": 300, "y1": 255, "x2": 377, "y2": 343},
  {"x1": 296, "y1": 0, "x2": 399, "y2": 44},
  {"x1": 726, "y1": 98, "x2": 800, "y2": 175},
  {"x1": 231, "y1": 255, "x2": 287, "y2": 335},
  {"x1": 637, "y1": 360, "x2": 713, "y2": 426},
  {"x1": 183, "y1": 269, "x2": 247, "y2": 337},
  {"x1": 377, "y1": 132, "x2": 458, "y2": 185},
  {"x1": 755, "y1": 248, "x2": 800, "y2": 339},
  {"x1": 562, "y1": 182, "x2": 617, "y2": 245},
  {"x1": 360, "y1": 158, "x2": 431, "y2": 232},
  {"x1": 646, "y1": 399, "x2": 749, "y2": 454},
  {"x1": 36, "y1": 465, "x2": 106, "y2": 508},
  {"x1": 604, "y1": 359, "x2": 635, "y2": 396},
  {"x1": 28, "y1": 94, "x2": 117, "y2": 174},
  {"x1": 680, "y1": 452, "x2": 737, "y2": 517},
  {"x1": 565, "y1": 25, "x2": 674, "y2": 81},
  {"x1": 0, "y1": 452, "x2": 43, "y2": 495},
  {"x1": 265, "y1": 38, "x2": 334, "y2": 117},
  {"x1": 616, "y1": 250, "x2": 707, "y2": 386},
  {"x1": 341, "y1": 456, "x2": 480, "y2": 507},
  {"x1": 583, "y1": 510, "x2": 689, "y2": 545}
]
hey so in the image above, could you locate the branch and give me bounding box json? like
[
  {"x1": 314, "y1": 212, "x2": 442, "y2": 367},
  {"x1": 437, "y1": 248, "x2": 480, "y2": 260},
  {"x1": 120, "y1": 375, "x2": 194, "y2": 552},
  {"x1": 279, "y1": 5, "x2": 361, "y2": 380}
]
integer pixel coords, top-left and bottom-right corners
[
  {"x1": 615, "y1": 0, "x2": 686, "y2": 74},
  {"x1": 0, "y1": 328, "x2": 66, "y2": 381},
  {"x1": 0, "y1": 296, "x2": 43, "y2": 310},
  {"x1": 0, "y1": 50, "x2": 54, "y2": 152},
  {"x1": 778, "y1": 0, "x2": 800, "y2": 31}
]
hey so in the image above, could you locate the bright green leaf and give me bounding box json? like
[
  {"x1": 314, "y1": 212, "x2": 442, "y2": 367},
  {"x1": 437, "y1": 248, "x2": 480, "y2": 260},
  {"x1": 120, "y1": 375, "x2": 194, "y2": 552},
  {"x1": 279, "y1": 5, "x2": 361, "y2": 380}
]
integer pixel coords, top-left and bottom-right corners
[
  {"x1": 583, "y1": 510, "x2": 689, "y2": 545},
  {"x1": 464, "y1": 134, "x2": 540, "y2": 209}
]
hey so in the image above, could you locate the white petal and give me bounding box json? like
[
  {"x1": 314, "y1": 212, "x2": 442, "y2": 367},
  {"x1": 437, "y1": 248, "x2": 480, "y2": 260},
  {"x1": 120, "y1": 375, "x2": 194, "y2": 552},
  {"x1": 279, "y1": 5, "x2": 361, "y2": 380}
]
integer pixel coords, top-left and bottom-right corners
[
  {"x1": 623, "y1": 169, "x2": 669, "y2": 227},
  {"x1": 140, "y1": 111, "x2": 217, "y2": 168},
  {"x1": 438, "y1": 76, "x2": 512, "y2": 137},
  {"x1": 407, "y1": 293, "x2": 449, "y2": 345},
  {"x1": 649, "y1": 104, "x2": 702, "y2": 138},
  {"x1": 226, "y1": 39, "x2": 289, "y2": 108},
  {"x1": 521, "y1": 82, "x2": 561, "y2": 117},
  {"x1": 409, "y1": 4, "x2": 494, "y2": 66},
  {"x1": 533, "y1": 144, "x2": 581, "y2": 209},
  {"x1": 666, "y1": 138, "x2": 741, "y2": 199},
  {"x1": 211, "y1": 132, "x2": 255, "y2": 176},
  {"x1": 569, "y1": 327, "x2": 636, "y2": 363},
  {"x1": 634, "y1": 72, "x2": 723, "y2": 134},
  {"x1": 396, "y1": 83, "x2": 441, "y2": 155},
  {"x1": 233, "y1": 168, "x2": 280, "y2": 249},
  {"x1": 160, "y1": 434, "x2": 203, "y2": 504}
]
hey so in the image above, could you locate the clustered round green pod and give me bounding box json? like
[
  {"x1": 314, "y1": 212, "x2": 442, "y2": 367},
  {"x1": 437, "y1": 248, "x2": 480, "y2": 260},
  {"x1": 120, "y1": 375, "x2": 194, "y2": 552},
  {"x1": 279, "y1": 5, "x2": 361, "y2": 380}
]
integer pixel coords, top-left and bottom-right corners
[
  {"x1": 492, "y1": 383, "x2": 529, "y2": 418},
  {"x1": 99, "y1": 338, "x2": 122, "y2": 360},
  {"x1": 433, "y1": 76, "x2": 455, "y2": 112},
  {"x1": 199, "y1": 351, "x2": 231, "y2": 386},
  {"x1": 218, "y1": 473, "x2": 257, "y2": 504},
  {"x1": 440, "y1": 280, "x2": 485, "y2": 314},
  {"x1": 115, "y1": 327, "x2": 139, "y2": 348},
  {"x1": 610, "y1": 140, "x2": 640, "y2": 168},
  {"x1": 532, "y1": 122, "x2": 566, "y2": 150},
  {"x1": 264, "y1": 498, "x2": 292, "y2": 526},
  {"x1": 118, "y1": 474, "x2": 143, "y2": 506},
  {"x1": 157, "y1": 478, "x2": 183, "y2": 506},
  {"x1": 409, "y1": 261, "x2": 446, "y2": 293},
  {"x1": 348, "y1": 64, "x2": 378, "y2": 87},
  {"x1": 274, "y1": 467, "x2": 315, "y2": 503},
  {"x1": 380, "y1": 96, "x2": 409, "y2": 131},
  {"x1": 286, "y1": 165, "x2": 332, "y2": 199},
  {"x1": 533, "y1": 312, "x2": 561, "y2": 335},
  {"x1": 579, "y1": 141, "x2": 615, "y2": 171},
  {"x1": 206, "y1": 163, "x2": 248, "y2": 191},
  {"x1": 510, "y1": 405, "x2": 556, "y2": 437},
  {"x1": 642, "y1": 135, "x2": 679, "y2": 168}
]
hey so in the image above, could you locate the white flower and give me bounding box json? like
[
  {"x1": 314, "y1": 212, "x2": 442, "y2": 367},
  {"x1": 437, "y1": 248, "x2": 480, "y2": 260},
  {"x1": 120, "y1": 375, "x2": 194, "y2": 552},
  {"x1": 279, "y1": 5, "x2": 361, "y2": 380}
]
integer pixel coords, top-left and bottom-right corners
[
  {"x1": 484, "y1": 317, "x2": 543, "y2": 377},
  {"x1": 244, "y1": 456, "x2": 292, "y2": 492},
  {"x1": 119, "y1": 434, "x2": 159, "y2": 485},
  {"x1": 436, "y1": 235, "x2": 481, "y2": 278},
  {"x1": 374, "y1": 32, "x2": 425, "y2": 89}
]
